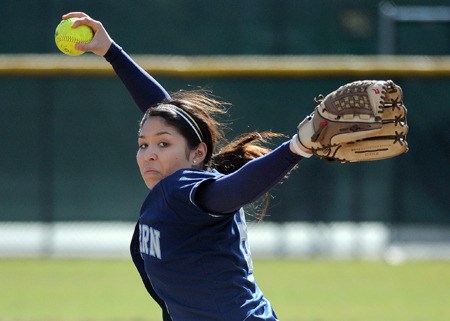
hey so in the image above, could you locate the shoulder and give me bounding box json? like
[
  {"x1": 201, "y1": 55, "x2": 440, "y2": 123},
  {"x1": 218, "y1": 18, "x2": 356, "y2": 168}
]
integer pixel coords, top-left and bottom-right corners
[
  {"x1": 160, "y1": 169, "x2": 222, "y2": 203},
  {"x1": 164, "y1": 169, "x2": 222, "y2": 186},
  {"x1": 157, "y1": 169, "x2": 227, "y2": 223}
]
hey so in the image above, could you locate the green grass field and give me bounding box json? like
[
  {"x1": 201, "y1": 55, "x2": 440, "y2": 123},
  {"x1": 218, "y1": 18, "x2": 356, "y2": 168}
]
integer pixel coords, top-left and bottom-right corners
[{"x1": 0, "y1": 259, "x2": 448, "y2": 321}]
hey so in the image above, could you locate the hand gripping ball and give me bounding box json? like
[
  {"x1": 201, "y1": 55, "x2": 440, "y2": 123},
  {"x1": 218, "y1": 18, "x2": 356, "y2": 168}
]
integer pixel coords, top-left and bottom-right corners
[{"x1": 55, "y1": 18, "x2": 93, "y2": 56}]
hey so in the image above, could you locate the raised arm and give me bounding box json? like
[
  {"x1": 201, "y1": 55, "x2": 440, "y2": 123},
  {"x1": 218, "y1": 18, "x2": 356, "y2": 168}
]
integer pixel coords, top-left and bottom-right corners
[
  {"x1": 103, "y1": 42, "x2": 171, "y2": 112},
  {"x1": 62, "y1": 12, "x2": 170, "y2": 113}
]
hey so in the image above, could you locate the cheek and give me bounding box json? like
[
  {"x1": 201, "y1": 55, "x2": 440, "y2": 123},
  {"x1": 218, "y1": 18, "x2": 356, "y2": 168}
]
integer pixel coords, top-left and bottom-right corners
[
  {"x1": 166, "y1": 153, "x2": 190, "y2": 172},
  {"x1": 136, "y1": 152, "x2": 145, "y2": 168}
]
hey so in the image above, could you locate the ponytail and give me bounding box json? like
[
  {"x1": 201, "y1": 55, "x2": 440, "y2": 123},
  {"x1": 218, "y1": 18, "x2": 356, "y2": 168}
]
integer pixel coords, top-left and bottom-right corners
[{"x1": 211, "y1": 131, "x2": 285, "y2": 174}]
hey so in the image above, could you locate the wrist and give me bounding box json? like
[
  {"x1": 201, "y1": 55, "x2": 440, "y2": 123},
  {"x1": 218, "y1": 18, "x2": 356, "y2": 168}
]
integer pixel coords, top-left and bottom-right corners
[
  {"x1": 103, "y1": 41, "x2": 120, "y2": 61},
  {"x1": 290, "y1": 134, "x2": 313, "y2": 158}
]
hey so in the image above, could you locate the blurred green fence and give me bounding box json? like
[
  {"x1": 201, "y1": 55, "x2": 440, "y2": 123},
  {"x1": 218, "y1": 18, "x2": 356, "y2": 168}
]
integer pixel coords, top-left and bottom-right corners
[{"x1": 1, "y1": 55, "x2": 449, "y2": 225}]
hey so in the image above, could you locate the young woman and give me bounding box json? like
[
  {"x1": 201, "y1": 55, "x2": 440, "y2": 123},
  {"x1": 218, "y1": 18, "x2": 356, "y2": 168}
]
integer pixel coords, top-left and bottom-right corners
[{"x1": 63, "y1": 12, "x2": 312, "y2": 321}]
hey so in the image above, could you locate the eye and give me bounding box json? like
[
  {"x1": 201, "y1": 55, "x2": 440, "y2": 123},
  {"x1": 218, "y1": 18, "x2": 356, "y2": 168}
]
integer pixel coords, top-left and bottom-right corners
[
  {"x1": 158, "y1": 141, "x2": 169, "y2": 148},
  {"x1": 138, "y1": 143, "x2": 148, "y2": 149}
]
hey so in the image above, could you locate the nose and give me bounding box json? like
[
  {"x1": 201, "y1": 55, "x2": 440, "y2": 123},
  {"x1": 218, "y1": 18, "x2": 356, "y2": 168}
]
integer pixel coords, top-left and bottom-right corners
[
  {"x1": 138, "y1": 146, "x2": 157, "y2": 161},
  {"x1": 145, "y1": 148, "x2": 157, "y2": 161}
]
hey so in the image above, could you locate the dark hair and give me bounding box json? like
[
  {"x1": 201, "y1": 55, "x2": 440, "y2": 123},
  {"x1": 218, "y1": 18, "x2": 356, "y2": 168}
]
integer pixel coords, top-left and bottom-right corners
[{"x1": 139, "y1": 89, "x2": 285, "y2": 219}]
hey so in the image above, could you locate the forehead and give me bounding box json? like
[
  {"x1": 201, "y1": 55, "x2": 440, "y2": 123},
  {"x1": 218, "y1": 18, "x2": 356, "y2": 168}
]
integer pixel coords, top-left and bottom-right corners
[{"x1": 139, "y1": 116, "x2": 180, "y2": 136}]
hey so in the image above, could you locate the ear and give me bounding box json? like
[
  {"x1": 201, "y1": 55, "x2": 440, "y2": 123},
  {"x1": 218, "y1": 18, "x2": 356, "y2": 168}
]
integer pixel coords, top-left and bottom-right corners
[{"x1": 190, "y1": 142, "x2": 207, "y2": 167}]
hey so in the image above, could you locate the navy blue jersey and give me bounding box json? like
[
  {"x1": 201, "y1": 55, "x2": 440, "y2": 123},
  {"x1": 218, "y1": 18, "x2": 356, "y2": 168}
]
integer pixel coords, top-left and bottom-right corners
[{"x1": 138, "y1": 169, "x2": 278, "y2": 321}]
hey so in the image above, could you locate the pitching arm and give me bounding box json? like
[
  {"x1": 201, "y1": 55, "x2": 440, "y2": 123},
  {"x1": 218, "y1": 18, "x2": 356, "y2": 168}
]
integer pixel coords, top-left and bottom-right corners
[{"x1": 63, "y1": 12, "x2": 171, "y2": 113}]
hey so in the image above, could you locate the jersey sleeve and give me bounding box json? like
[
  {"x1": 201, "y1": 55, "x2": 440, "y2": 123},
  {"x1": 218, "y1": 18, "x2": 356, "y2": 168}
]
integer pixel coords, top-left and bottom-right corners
[
  {"x1": 104, "y1": 42, "x2": 171, "y2": 113},
  {"x1": 194, "y1": 141, "x2": 303, "y2": 214}
]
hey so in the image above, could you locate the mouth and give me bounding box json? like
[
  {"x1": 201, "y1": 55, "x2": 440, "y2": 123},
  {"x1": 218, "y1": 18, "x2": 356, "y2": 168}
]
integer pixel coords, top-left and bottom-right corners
[{"x1": 143, "y1": 168, "x2": 159, "y2": 175}]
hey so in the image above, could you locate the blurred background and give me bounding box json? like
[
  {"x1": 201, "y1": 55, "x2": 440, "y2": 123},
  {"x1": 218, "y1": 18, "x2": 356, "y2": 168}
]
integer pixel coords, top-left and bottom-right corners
[{"x1": 1, "y1": 0, "x2": 449, "y2": 262}]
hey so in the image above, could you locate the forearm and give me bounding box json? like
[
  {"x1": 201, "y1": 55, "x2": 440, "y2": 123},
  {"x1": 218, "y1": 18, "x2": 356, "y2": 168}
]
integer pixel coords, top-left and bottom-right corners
[
  {"x1": 196, "y1": 141, "x2": 302, "y2": 214},
  {"x1": 104, "y1": 42, "x2": 171, "y2": 113}
]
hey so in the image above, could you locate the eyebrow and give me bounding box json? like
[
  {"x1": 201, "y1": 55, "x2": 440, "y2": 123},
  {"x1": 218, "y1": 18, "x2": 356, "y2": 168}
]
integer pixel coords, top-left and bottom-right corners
[{"x1": 138, "y1": 131, "x2": 173, "y2": 139}]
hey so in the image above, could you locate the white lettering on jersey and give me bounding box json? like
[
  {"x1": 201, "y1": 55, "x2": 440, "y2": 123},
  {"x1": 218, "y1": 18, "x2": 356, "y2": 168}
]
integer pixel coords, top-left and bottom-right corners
[
  {"x1": 139, "y1": 224, "x2": 162, "y2": 260},
  {"x1": 140, "y1": 224, "x2": 150, "y2": 254},
  {"x1": 149, "y1": 228, "x2": 161, "y2": 259}
]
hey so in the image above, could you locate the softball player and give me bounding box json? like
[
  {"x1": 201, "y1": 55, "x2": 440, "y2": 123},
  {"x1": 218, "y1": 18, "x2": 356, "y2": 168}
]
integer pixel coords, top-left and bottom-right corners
[{"x1": 64, "y1": 12, "x2": 312, "y2": 321}]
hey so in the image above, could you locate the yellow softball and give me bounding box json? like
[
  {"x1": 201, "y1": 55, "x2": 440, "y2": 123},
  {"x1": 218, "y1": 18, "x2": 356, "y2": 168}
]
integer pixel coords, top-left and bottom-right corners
[{"x1": 55, "y1": 18, "x2": 93, "y2": 56}]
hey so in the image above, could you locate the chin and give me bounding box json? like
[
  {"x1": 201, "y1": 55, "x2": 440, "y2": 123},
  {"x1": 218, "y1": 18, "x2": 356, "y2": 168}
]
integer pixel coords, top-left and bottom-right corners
[
  {"x1": 144, "y1": 180, "x2": 158, "y2": 190},
  {"x1": 145, "y1": 182, "x2": 155, "y2": 189}
]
